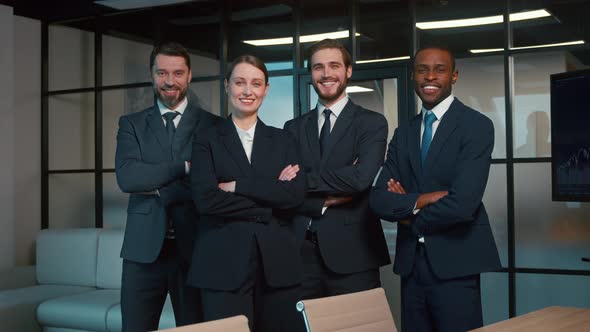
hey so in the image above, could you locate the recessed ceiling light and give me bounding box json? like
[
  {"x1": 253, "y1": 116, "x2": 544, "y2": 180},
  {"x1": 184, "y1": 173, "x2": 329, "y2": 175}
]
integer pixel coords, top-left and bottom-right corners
[
  {"x1": 356, "y1": 56, "x2": 410, "y2": 64},
  {"x1": 346, "y1": 86, "x2": 374, "y2": 93},
  {"x1": 94, "y1": 0, "x2": 195, "y2": 10},
  {"x1": 416, "y1": 9, "x2": 551, "y2": 30},
  {"x1": 470, "y1": 40, "x2": 585, "y2": 53},
  {"x1": 244, "y1": 30, "x2": 361, "y2": 46}
]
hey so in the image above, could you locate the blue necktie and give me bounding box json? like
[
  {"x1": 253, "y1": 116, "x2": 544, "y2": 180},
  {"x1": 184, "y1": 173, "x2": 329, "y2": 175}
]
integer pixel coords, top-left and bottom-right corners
[
  {"x1": 319, "y1": 109, "x2": 332, "y2": 156},
  {"x1": 421, "y1": 111, "x2": 436, "y2": 164}
]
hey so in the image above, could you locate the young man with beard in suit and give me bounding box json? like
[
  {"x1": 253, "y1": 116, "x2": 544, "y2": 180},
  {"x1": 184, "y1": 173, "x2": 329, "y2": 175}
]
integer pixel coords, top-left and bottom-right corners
[
  {"x1": 115, "y1": 42, "x2": 221, "y2": 332},
  {"x1": 370, "y1": 45, "x2": 501, "y2": 332},
  {"x1": 284, "y1": 39, "x2": 390, "y2": 308}
]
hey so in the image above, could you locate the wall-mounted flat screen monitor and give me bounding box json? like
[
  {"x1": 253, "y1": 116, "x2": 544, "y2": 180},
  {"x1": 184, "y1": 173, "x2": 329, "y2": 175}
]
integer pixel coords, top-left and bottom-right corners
[{"x1": 551, "y1": 68, "x2": 590, "y2": 202}]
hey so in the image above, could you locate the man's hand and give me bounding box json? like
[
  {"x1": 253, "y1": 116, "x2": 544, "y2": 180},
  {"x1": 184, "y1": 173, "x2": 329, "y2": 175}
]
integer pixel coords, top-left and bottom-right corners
[
  {"x1": 218, "y1": 181, "x2": 236, "y2": 192},
  {"x1": 324, "y1": 196, "x2": 353, "y2": 207},
  {"x1": 278, "y1": 164, "x2": 300, "y2": 181},
  {"x1": 416, "y1": 191, "x2": 448, "y2": 209},
  {"x1": 387, "y1": 179, "x2": 407, "y2": 194}
]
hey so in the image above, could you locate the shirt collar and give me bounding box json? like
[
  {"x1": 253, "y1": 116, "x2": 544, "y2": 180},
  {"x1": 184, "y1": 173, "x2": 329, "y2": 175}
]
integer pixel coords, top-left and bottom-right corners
[
  {"x1": 317, "y1": 95, "x2": 349, "y2": 119},
  {"x1": 157, "y1": 97, "x2": 188, "y2": 116},
  {"x1": 233, "y1": 120, "x2": 257, "y2": 142},
  {"x1": 422, "y1": 94, "x2": 454, "y2": 122}
]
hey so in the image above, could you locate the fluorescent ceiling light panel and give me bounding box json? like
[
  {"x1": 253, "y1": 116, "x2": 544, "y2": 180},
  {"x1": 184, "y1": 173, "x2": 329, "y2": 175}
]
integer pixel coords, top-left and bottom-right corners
[
  {"x1": 346, "y1": 86, "x2": 374, "y2": 93},
  {"x1": 416, "y1": 9, "x2": 550, "y2": 29},
  {"x1": 94, "y1": 0, "x2": 194, "y2": 10},
  {"x1": 356, "y1": 56, "x2": 410, "y2": 64},
  {"x1": 244, "y1": 30, "x2": 360, "y2": 46},
  {"x1": 470, "y1": 40, "x2": 585, "y2": 53}
]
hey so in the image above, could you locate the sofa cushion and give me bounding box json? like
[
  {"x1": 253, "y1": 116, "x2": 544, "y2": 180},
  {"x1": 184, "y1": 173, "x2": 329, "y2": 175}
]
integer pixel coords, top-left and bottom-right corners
[
  {"x1": 37, "y1": 289, "x2": 120, "y2": 332},
  {"x1": 97, "y1": 229, "x2": 124, "y2": 289},
  {"x1": 36, "y1": 228, "x2": 100, "y2": 287},
  {"x1": 0, "y1": 285, "x2": 93, "y2": 332},
  {"x1": 106, "y1": 295, "x2": 176, "y2": 332}
]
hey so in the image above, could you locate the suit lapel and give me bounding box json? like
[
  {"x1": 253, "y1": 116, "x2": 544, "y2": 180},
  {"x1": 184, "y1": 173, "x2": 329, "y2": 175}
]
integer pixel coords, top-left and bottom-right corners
[
  {"x1": 304, "y1": 109, "x2": 321, "y2": 162},
  {"x1": 423, "y1": 100, "x2": 461, "y2": 172},
  {"x1": 408, "y1": 114, "x2": 422, "y2": 180},
  {"x1": 220, "y1": 117, "x2": 252, "y2": 175},
  {"x1": 250, "y1": 119, "x2": 273, "y2": 170},
  {"x1": 320, "y1": 100, "x2": 355, "y2": 167},
  {"x1": 173, "y1": 103, "x2": 200, "y2": 146},
  {"x1": 146, "y1": 106, "x2": 169, "y2": 151}
]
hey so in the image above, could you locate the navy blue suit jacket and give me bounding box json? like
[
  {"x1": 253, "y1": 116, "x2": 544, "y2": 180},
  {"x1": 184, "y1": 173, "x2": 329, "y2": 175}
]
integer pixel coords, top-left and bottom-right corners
[
  {"x1": 188, "y1": 117, "x2": 305, "y2": 291},
  {"x1": 370, "y1": 98, "x2": 501, "y2": 279},
  {"x1": 115, "y1": 103, "x2": 221, "y2": 264},
  {"x1": 284, "y1": 100, "x2": 390, "y2": 274}
]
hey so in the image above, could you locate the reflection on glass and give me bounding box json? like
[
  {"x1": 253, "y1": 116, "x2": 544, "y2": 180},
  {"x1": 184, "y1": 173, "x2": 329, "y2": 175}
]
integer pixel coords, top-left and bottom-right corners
[
  {"x1": 516, "y1": 273, "x2": 590, "y2": 315},
  {"x1": 484, "y1": 164, "x2": 508, "y2": 267},
  {"x1": 481, "y1": 272, "x2": 509, "y2": 325},
  {"x1": 229, "y1": 3, "x2": 293, "y2": 70},
  {"x1": 514, "y1": 163, "x2": 590, "y2": 270},
  {"x1": 301, "y1": 0, "x2": 350, "y2": 68},
  {"x1": 512, "y1": 52, "x2": 586, "y2": 158},
  {"x1": 102, "y1": 87, "x2": 153, "y2": 169},
  {"x1": 357, "y1": 0, "x2": 410, "y2": 63},
  {"x1": 258, "y1": 76, "x2": 293, "y2": 129},
  {"x1": 416, "y1": 0, "x2": 504, "y2": 58},
  {"x1": 48, "y1": 24, "x2": 94, "y2": 91},
  {"x1": 49, "y1": 173, "x2": 95, "y2": 228},
  {"x1": 454, "y1": 55, "x2": 506, "y2": 159},
  {"x1": 511, "y1": 1, "x2": 589, "y2": 49},
  {"x1": 189, "y1": 81, "x2": 221, "y2": 116},
  {"x1": 49, "y1": 93, "x2": 95, "y2": 170},
  {"x1": 103, "y1": 173, "x2": 127, "y2": 229},
  {"x1": 103, "y1": 35, "x2": 152, "y2": 86}
]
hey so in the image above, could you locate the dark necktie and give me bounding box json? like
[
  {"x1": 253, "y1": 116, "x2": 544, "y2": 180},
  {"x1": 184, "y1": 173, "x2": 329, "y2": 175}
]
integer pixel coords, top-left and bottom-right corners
[
  {"x1": 163, "y1": 111, "x2": 180, "y2": 145},
  {"x1": 421, "y1": 110, "x2": 437, "y2": 164},
  {"x1": 162, "y1": 111, "x2": 179, "y2": 239},
  {"x1": 319, "y1": 109, "x2": 332, "y2": 156}
]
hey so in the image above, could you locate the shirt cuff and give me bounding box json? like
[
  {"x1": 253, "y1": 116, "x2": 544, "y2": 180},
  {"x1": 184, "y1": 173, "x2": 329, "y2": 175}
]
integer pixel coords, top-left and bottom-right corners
[
  {"x1": 185, "y1": 161, "x2": 190, "y2": 175},
  {"x1": 321, "y1": 206, "x2": 328, "y2": 215},
  {"x1": 412, "y1": 201, "x2": 420, "y2": 215}
]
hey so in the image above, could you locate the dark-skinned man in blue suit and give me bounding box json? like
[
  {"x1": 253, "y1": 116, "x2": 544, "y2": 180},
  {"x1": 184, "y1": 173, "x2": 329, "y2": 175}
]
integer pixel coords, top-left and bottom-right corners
[
  {"x1": 115, "y1": 42, "x2": 221, "y2": 332},
  {"x1": 370, "y1": 46, "x2": 501, "y2": 332}
]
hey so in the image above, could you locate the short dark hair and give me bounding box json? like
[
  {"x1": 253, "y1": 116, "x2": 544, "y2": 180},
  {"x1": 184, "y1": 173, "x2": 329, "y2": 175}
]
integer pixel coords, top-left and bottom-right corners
[
  {"x1": 414, "y1": 45, "x2": 456, "y2": 71},
  {"x1": 150, "y1": 42, "x2": 191, "y2": 71},
  {"x1": 225, "y1": 54, "x2": 269, "y2": 84},
  {"x1": 306, "y1": 39, "x2": 352, "y2": 72}
]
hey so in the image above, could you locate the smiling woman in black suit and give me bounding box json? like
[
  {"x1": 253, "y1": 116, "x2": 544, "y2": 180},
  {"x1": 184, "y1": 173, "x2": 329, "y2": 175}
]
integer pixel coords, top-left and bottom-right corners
[{"x1": 188, "y1": 55, "x2": 305, "y2": 332}]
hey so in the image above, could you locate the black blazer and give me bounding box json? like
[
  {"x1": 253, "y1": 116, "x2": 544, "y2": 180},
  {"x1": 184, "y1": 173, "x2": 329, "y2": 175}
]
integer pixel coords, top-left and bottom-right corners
[
  {"x1": 188, "y1": 117, "x2": 305, "y2": 291},
  {"x1": 370, "y1": 98, "x2": 501, "y2": 279},
  {"x1": 284, "y1": 100, "x2": 391, "y2": 274},
  {"x1": 115, "y1": 103, "x2": 221, "y2": 263}
]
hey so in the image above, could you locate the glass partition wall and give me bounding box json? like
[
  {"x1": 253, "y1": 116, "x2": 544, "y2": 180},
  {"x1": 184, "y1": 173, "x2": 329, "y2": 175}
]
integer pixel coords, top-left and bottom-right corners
[{"x1": 43, "y1": 0, "x2": 590, "y2": 328}]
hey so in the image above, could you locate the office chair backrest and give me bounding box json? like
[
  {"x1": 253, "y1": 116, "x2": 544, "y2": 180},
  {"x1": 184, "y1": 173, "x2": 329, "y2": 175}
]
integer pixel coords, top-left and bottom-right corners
[
  {"x1": 156, "y1": 315, "x2": 250, "y2": 332},
  {"x1": 296, "y1": 287, "x2": 397, "y2": 332}
]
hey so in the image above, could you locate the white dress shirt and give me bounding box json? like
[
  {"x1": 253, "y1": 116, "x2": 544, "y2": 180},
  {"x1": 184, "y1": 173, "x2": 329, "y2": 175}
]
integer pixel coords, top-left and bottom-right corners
[
  {"x1": 317, "y1": 95, "x2": 349, "y2": 135},
  {"x1": 233, "y1": 120, "x2": 257, "y2": 163},
  {"x1": 157, "y1": 98, "x2": 190, "y2": 175}
]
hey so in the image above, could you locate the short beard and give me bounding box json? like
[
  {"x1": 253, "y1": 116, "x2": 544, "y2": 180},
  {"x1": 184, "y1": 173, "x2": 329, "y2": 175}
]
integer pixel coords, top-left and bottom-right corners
[
  {"x1": 155, "y1": 87, "x2": 187, "y2": 110},
  {"x1": 313, "y1": 76, "x2": 349, "y2": 105}
]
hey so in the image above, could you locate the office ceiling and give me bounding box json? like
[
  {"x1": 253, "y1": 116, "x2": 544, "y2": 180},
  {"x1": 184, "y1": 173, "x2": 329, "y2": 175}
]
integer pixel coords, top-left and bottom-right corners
[{"x1": 1, "y1": 0, "x2": 589, "y2": 65}]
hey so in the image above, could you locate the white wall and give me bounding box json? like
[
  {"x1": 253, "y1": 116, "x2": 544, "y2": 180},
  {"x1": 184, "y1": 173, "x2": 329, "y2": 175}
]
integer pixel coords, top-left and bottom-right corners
[
  {"x1": 14, "y1": 15, "x2": 41, "y2": 265},
  {"x1": 0, "y1": 4, "x2": 16, "y2": 269},
  {"x1": 0, "y1": 6, "x2": 42, "y2": 268}
]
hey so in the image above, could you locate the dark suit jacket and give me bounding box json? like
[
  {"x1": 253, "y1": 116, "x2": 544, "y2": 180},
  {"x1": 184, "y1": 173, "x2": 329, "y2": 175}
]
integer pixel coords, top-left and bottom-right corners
[
  {"x1": 115, "y1": 103, "x2": 221, "y2": 264},
  {"x1": 370, "y1": 98, "x2": 501, "y2": 279},
  {"x1": 284, "y1": 100, "x2": 391, "y2": 274},
  {"x1": 188, "y1": 117, "x2": 305, "y2": 291}
]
